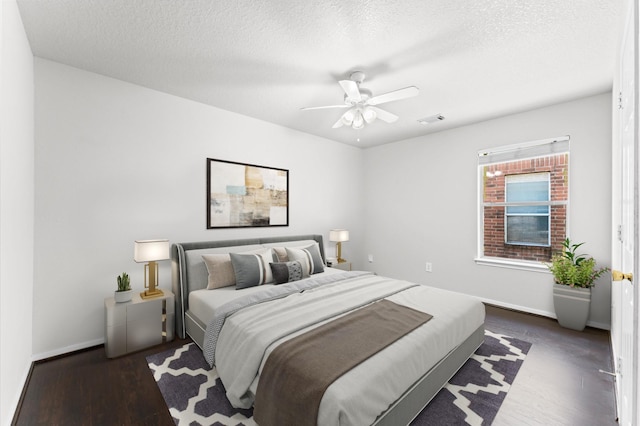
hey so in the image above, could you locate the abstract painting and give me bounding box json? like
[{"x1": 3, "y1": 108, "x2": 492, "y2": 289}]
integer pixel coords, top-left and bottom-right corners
[{"x1": 207, "y1": 158, "x2": 289, "y2": 229}]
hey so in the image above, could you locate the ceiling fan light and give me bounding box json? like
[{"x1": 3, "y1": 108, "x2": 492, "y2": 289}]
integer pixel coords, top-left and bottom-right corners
[
  {"x1": 352, "y1": 112, "x2": 365, "y2": 129},
  {"x1": 363, "y1": 107, "x2": 377, "y2": 123},
  {"x1": 342, "y1": 109, "x2": 356, "y2": 125}
]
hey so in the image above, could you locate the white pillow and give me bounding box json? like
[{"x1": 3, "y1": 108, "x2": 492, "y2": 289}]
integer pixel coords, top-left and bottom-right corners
[{"x1": 202, "y1": 254, "x2": 236, "y2": 289}]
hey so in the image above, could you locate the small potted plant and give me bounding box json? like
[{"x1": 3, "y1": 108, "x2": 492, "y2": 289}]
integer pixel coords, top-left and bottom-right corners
[
  {"x1": 547, "y1": 238, "x2": 609, "y2": 330},
  {"x1": 114, "y1": 272, "x2": 132, "y2": 303}
]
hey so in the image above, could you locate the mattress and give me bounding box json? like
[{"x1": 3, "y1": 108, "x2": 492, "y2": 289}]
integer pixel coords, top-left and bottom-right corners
[{"x1": 211, "y1": 272, "x2": 485, "y2": 425}]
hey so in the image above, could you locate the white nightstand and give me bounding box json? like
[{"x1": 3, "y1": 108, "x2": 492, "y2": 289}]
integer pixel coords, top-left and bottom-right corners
[
  {"x1": 331, "y1": 262, "x2": 352, "y2": 271},
  {"x1": 104, "y1": 289, "x2": 174, "y2": 358}
]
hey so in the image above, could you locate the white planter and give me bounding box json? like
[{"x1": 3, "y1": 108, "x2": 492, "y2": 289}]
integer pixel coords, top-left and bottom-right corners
[
  {"x1": 553, "y1": 284, "x2": 591, "y2": 331},
  {"x1": 114, "y1": 290, "x2": 133, "y2": 303}
]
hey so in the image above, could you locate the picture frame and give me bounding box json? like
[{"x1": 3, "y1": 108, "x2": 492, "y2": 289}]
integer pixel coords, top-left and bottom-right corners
[{"x1": 206, "y1": 158, "x2": 289, "y2": 229}]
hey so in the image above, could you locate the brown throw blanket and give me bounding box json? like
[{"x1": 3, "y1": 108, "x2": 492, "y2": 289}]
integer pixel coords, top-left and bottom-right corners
[{"x1": 253, "y1": 299, "x2": 433, "y2": 426}]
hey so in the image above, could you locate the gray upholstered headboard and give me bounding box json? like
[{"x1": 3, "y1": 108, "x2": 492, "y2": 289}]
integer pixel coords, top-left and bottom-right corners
[{"x1": 170, "y1": 234, "x2": 325, "y2": 338}]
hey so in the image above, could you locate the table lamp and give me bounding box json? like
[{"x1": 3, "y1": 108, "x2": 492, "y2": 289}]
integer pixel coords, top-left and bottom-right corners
[
  {"x1": 329, "y1": 229, "x2": 349, "y2": 263},
  {"x1": 134, "y1": 239, "x2": 170, "y2": 299}
]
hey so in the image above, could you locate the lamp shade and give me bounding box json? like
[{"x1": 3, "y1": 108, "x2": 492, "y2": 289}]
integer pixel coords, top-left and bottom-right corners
[
  {"x1": 329, "y1": 229, "x2": 349, "y2": 242},
  {"x1": 134, "y1": 239, "x2": 170, "y2": 263}
]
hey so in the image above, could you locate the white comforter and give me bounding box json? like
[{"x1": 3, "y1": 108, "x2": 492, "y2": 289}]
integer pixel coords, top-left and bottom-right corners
[{"x1": 214, "y1": 272, "x2": 485, "y2": 426}]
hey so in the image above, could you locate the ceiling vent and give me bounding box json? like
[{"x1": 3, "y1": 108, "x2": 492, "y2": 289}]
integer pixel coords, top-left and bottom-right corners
[{"x1": 418, "y1": 114, "x2": 445, "y2": 125}]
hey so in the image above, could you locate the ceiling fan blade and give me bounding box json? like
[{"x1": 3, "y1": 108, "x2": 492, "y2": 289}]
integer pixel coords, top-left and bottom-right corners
[
  {"x1": 369, "y1": 106, "x2": 398, "y2": 123},
  {"x1": 368, "y1": 86, "x2": 419, "y2": 106},
  {"x1": 339, "y1": 80, "x2": 362, "y2": 102},
  {"x1": 301, "y1": 104, "x2": 350, "y2": 111}
]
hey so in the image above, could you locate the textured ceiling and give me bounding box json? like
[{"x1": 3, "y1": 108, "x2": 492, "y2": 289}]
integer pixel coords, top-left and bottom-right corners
[{"x1": 17, "y1": 0, "x2": 622, "y2": 148}]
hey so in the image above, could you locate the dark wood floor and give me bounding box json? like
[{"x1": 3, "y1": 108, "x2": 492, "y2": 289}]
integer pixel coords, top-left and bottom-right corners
[
  {"x1": 13, "y1": 305, "x2": 617, "y2": 425},
  {"x1": 13, "y1": 337, "x2": 187, "y2": 426}
]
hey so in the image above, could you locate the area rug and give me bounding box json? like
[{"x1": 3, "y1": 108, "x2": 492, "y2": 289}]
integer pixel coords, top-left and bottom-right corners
[{"x1": 147, "y1": 330, "x2": 531, "y2": 426}]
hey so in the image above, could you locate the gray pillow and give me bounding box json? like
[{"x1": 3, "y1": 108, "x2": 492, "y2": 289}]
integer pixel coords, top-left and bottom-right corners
[
  {"x1": 270, "y1": 260, "x2": 304, "y2": 284},
  {"x1": 230, "y1": 249, "x2": 274, "y2": 289},
  {"x1": 285, "y1": 244, "x2": 325, "y2": 276}
]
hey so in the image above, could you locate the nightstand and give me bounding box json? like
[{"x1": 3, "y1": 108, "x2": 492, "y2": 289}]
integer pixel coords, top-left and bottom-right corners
[
  {"x1": 104, "y1": 289, "x2": 174, "y2": 358},
  {"x1": 331, "y1": 262, "x2": 352, "y2": 271}
]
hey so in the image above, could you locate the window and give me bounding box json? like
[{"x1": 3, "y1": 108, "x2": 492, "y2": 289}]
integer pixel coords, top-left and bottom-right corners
[
  {"x1": 478, "y1": 137, "x2": 569, "y2": 265},
  {"x1": 505, "y1": 173, "x2": 550, "y2": 246}
]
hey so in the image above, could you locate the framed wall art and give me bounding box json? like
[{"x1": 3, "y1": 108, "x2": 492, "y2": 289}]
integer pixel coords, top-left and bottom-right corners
[{"x1": 206, "y1": 158, "x2": 289, "y2": 229}]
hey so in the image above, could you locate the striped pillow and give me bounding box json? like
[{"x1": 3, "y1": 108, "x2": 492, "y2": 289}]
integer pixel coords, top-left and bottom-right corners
[
  {"x1": 285, "y1": 244, "x2": 325, "y2": 277},
  {"x1": 229, "y1": 249, "x2": 274, "y2": 289}
]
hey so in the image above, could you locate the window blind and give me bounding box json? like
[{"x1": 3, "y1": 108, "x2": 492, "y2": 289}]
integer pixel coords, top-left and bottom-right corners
[{"x1": 478, "y1": 136, "x2": 570, "y2": 165}]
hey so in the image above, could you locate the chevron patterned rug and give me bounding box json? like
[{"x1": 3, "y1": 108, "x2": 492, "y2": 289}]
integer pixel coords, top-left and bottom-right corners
[{"x1": 147, "y1": 330, "x2": 531, "y2": 426}]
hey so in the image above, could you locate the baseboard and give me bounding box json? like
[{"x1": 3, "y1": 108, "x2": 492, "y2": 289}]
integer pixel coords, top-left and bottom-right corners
[
  {"x1": 587, "y1": 320, "x2": 611, "y2": 331},
  {"x1": 481, "y1": 296, "x2": 555, "y2": 318},
  {"x1": 5, "y1": 361, "x2": 33, "y2": 426},
  {"x1": 31, "y1": 337, "x2": 105, "y2": 362},
  {"x1": 480, "y1": 296, "x2": 611, "y2": 331}
]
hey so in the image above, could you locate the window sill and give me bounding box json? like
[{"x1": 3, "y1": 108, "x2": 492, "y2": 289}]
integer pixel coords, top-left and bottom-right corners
[{"x1": 474, "y1": 256, "x2": 551, "y2": 273}]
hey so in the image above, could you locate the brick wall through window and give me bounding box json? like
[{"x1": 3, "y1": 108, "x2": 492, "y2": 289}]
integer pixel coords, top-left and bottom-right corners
[{"x1": 482, "y1": 153, "x2": 568, "y2": 262}]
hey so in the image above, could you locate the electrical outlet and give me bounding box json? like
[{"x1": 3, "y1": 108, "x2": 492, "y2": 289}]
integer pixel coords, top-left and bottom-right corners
[
  {"x1": 425, "y1": 262, "x2": 432, "y2": 272},
  {"x1": 368, "y1": 254, "x2": 374, "y2": 263}
]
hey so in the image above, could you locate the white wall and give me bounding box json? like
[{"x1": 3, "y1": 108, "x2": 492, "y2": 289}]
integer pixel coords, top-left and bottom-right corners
[
  {"x1": 31, "y1": 60, "x2": 613, "y2": 363},
  {"x1": 0, "y1": 1, "x2": 35, "y2": 425},
  {"x1": 33, "y1": 59, "x2": 364, "y2": 357},
  {"x1": 363, "y1": 93, "x2": 612, "y2": 328}
]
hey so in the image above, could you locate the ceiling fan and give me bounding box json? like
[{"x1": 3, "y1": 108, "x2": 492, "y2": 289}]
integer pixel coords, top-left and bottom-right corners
[{"x1": 301, "y1": 71, "x2": 419, "y2": 130}]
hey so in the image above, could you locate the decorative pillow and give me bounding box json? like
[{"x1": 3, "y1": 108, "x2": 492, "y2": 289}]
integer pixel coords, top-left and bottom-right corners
[
  {"x1": 285, "y1": 244, "x2": 325, "y2": 277},
  {"x1": 230, "y1": 249, "x2": 274, "y2": 289},
  {"x1": 270, "y1": 260, "x2": 304, "y2": 284},
  {"x1": 202, "y1": 254, "x2": 236, "y2": 289},
  {"x1": 272, "y1": 247, "x2": 289, "y2": 262}
]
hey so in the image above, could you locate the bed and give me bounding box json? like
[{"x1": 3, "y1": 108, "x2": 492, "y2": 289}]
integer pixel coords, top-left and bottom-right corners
[{"x1": 171, "y1": 234, "x2": 485, "y2": 426}]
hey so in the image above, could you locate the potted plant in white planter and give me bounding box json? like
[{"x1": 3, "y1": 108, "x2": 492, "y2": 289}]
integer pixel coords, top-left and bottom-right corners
[
  {"x1": 114, "y1": 272, "x2": 132, "y2": 303},
  {"x1": 547, "y1": 238, "x2": 609, "y2": 331}
]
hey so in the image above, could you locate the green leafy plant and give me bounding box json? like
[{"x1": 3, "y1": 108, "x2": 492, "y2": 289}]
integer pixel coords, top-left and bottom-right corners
[
  {"x1": 116, "y1": 272, "x2": 131, "y2": 292},
  {"x1": 547, "y1": 238, "x2": 609, "y2": 288}
]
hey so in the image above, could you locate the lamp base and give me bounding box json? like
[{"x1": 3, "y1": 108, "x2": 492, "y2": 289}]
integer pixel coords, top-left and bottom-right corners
[
  {"x1": 337, "y1": 258, "x2": 347, "y2": 263},
  {"x1": 140, "y1": 289, "x2": 164, "y2": 299}
]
